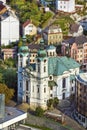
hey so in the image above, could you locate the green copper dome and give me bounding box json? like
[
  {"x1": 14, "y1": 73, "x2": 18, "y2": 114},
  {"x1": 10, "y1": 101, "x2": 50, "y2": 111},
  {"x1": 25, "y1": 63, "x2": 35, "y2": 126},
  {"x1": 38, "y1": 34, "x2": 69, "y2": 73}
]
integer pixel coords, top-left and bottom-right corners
[
  {"x1": 19, "y1": 35, "x2": 29, "y2": 56},
  {"x1": 19, "y1": 46, "x2": 29, "y2": 56},
  {"x1": 37, "y1": 49, "x2": 47, "y2": 58}
]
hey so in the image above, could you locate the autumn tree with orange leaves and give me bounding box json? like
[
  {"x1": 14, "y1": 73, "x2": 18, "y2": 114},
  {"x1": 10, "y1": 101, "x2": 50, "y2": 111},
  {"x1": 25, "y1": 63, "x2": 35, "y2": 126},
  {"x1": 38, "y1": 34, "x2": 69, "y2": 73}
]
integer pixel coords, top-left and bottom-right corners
[{"x1": 0, "y1": 83, "x2": 14, "y2": 104}]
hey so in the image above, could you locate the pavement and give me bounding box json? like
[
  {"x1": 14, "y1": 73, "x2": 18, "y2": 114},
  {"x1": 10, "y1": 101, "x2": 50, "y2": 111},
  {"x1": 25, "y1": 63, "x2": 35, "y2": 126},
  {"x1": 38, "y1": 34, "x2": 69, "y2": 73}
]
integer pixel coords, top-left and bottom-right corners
[{"x1": 16, "y1": 124, "x2": 41, "y2": 130}]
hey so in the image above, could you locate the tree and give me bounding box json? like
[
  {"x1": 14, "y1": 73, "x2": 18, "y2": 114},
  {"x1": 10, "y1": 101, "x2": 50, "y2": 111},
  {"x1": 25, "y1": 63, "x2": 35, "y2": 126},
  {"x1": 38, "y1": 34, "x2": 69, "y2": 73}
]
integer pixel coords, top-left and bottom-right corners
[
  {"x1": 47, "y1": 97, "x2": 59, "y2": 109},
  {"x1": 35, "y1": 106, "x2": 44, "y2": 117},
  {"x1": 47, "y1": 99, "x2": 53, "y2": 109},
  {"x1": 4, "y1": 58, "x2": 17, "y2": 68},
  {"x1": 53, "y1": 97, "x2": 59, "y2": 108},
  {"x1": 3, "y1": 68, "x2": 17, "y2": 89},
  {"x1": 0, "y1": 83, "x2": 14, "y2": 104}
]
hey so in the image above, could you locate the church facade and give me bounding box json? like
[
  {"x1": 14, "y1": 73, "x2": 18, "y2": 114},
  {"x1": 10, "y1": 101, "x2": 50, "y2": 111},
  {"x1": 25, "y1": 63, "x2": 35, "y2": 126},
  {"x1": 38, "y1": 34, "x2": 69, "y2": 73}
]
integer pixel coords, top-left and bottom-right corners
[{"x1": 17, "y1": 39, "x2": 80, "y2": 109}]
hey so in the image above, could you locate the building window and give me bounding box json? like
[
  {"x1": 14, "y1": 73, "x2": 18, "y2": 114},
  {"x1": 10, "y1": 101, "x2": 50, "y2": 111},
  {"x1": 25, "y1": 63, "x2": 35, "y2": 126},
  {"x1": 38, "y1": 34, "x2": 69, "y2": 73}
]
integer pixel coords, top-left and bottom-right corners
[
  {"x1": 63, "y1": 93, "x2": 65, "y2": 99},
  {"x1": 49, "y1": 76, "x2": 52, "y2": 80},
  {"x1": 20, "y1": 82, "x2": 22, "y2": 88},
  {"x1": 44, "y1": 88, "x2": 46, "y2": 93},
  {"x1": 26, "y1": 96, "x2": 28, "y2": 103},
  {"x1": 53, "y1": 52, "x2": 55, "y2": 56},
  {"x1": 82, "y1": 117, "x2": 85, "y2": 123},
  {"x1": 26, "y1": 60, "x2": 28, "y2": 65},
  {"x1": 32, "y1": 86, "x2": 34, "y2": 92},
  {"x1": 20, "y1": 62, "x2": 22, "y2": 67},
  {"x1": 72, "y1": 87, "x2": 73, "y2": 91},
  {"x1": 26, "y1": 81, "x2": 28, "y2": 91},
  {"x1": 62, "y1": 78, "x2": 66, "y2": 88},
  {"x1": 44, "y1": 59, "x2": 47, "y2": 63},
  {"x1": 50, "y1": 94, "x2": 53, "y2": 97},
  {"x1": 37, "y1": 87, "x2": 39, "y2": 93},
  {"x1": 44, "y1": 66, "x2": 46, "y2": 72},
  {"x1": 50, "y1": 52, "x2": 52, "y2": 56},
  {"x1": 79, "y1": 115, "x2": 81, "y2": 120},
  {"x1": 38, "y1": 65, "x2": 40, "y2": 73}
]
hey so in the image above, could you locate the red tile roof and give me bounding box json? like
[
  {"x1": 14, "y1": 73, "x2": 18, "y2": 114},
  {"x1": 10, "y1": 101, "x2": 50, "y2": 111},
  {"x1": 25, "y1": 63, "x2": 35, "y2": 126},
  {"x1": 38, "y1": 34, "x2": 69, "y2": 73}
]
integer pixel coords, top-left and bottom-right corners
[
  {"x1": 23, "y1": 20, "x2": 31, "y2": 28},
  {"x1": 0, "y1": 4, "x2": 6, "y2": 12}
]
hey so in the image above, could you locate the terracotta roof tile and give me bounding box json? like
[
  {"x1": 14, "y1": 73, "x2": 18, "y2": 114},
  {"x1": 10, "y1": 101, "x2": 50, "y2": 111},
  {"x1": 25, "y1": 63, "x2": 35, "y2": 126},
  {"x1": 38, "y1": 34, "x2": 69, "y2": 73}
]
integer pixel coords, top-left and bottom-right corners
[{"x1": 23, "y1": 20, "x2": 31, "y2": 28}]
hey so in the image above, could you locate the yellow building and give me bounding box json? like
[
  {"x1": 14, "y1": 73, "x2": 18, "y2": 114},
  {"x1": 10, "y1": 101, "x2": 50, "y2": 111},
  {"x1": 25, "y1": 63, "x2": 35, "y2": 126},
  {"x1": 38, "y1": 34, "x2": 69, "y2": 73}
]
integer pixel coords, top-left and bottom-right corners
[{"x1": 43, "y1": 25, "x2": 63, "y2": 45}]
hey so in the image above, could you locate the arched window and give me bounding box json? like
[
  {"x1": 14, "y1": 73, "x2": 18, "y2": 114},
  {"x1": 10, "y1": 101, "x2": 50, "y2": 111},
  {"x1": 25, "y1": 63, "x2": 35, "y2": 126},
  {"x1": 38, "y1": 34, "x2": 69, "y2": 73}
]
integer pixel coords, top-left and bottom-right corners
[{"x1": 44, "y1": 66, "x2": 46, "y2": 72}]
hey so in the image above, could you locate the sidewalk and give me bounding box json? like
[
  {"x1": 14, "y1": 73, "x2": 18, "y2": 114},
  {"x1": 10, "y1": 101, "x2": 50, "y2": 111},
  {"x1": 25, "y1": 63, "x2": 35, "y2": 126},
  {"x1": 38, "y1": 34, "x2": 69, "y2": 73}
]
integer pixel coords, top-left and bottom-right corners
[{"x1": 17, "y1": 124, "x2": 41, "y2": 130}]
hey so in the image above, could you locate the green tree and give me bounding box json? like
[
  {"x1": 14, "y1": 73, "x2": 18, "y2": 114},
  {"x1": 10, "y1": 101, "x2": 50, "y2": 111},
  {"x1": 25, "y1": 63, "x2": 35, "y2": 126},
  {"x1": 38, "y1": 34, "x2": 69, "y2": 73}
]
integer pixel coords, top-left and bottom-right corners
[
  {"x1": 3, "y1": 68, "x2": 17, "y2": 89},
  {"x1": 4, "y1": 58, "x2": 17, "y2": 68},
  {"x1": 35, "y1": 106, "x2": 44, "y2": 117},
  {"x1": 47, "y1": 99, "x2": 53, "y2": 109},
  {"x1": 0, "y1": 83, "x2": 14, "y2": 104},
  {"x1": 53, "y1": 97, "x2": 59, "y2": 108}
]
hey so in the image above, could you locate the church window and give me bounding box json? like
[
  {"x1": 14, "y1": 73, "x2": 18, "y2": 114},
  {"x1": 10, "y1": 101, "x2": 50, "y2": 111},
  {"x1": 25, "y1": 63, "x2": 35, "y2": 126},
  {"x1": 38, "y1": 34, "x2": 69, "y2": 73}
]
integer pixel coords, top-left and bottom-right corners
[
  {"x1": 20, "y1": 82, "x2": 22, "y2": 88},
  {"x1": 20, "y1": 61, "x2": 22, "y2": 67},
  {"x1": 37, "y1": 87, "x2": 39, "y2": 93},
  {"x1": 37, "y1": 59, "x2": 40, "y2": 62},
  {"x1": 33, "y1": 86, "x2": 34, "y2": 92},
  {"x1": 49, "y1": 76, "x2": 52, "y2": 80},
  {"x1": 26, "y1": 60, "x2": 28, "y2": 65},
  {"x1": 50, "y1": 94, "x2": 53, "y2": 97},
  {"x1": 20, "y1": 54, "x2": 23, "y2": 58},
  {"x1": 38, "y1": 65, "x2": 40, "y2": 73},
  {"x1": 44, "y1": 88, "x2": 46, "y2": 93},
  {"x1": 26, "y1": 81, "x2": 28, "y2": 91},
  {"x1": 50, "y1": 52, "x2": 52, "y2": 56},
  {"x1": 44, "y1": 59, "x2": 47, "y2": 63},
  {"x1": 62, "y1": 78, "x2": 66, "y2": 88},
  {"x1": 53, "y1": 52, "x2": 55, "y2": 56},
  {"x1": 26, "y1": 96, "x2": 28, "y2": 103},
  {"x1": 72, "y1": 87, "x2": 73, "y2": 91},
  {"x1": 44, "y1": 66, "x2": 46, "y2": 72}
]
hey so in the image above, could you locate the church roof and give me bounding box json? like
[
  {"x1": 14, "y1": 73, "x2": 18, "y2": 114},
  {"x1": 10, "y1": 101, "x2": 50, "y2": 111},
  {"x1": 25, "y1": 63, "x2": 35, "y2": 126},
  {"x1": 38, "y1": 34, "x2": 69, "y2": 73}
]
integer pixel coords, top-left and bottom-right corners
[
  {"x1": 48, "y1": 56, "x2": 80, "y2": 76},
  {"x1": 37, "y1": 49, "x2": 47, "y2": 58},
  {"x1": 46, "y1": 45, "x2": 56, "y2": 50},
  {"x1": 19, "y1": 46, "x2": 29, "y2": 56}
]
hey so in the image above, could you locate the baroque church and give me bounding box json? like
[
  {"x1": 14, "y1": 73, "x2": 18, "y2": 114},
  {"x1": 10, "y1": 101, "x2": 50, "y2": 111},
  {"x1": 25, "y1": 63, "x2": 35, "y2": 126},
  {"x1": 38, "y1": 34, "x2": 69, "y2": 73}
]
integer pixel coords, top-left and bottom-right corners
[{"x1": 17, "y1": 36, "x2": 80, "y2": 109}]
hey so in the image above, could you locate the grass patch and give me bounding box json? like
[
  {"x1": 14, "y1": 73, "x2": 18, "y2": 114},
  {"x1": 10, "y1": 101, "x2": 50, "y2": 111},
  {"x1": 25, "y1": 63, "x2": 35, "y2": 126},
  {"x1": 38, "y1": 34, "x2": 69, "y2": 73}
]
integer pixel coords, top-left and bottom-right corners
[
  {"x1": 25, "y1": 124, "x2": 52, "y2": 130},
  {"x1": 53, "y1": 15, "x2": 74, "y2": 35}
]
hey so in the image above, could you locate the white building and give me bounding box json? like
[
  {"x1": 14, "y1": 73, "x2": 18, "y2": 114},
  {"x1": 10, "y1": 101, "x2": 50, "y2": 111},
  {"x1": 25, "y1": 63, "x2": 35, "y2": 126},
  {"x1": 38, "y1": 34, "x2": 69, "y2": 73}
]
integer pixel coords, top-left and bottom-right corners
[
  {"x1": 0, "y1": 107, "x2": 27, "y2": 130},
  {"x1": 68, "y1": 23, "x2": 83, "y2": 37},
  {"x1": 0, "y1": 11, "x2": 19, "y2": 46},
  {"x1": 56, "y1": 0, "x2": 75, "y2": 13},
  {"x1": 22, "y1": 20, "x2": 37, "y2": 36},
  {"x1": 0, "y1": 0, "x2": 6, "y2": 3},
  {"x1": 17, "y1": 38, "x2": 80, "y2": 110}
]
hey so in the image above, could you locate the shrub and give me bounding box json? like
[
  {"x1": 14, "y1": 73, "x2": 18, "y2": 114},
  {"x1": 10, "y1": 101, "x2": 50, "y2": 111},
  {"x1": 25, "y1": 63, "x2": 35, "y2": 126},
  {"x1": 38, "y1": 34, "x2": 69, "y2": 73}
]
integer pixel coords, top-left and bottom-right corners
[{"x1": 35, "y1": 106, "x2": 44, "y2": 117}]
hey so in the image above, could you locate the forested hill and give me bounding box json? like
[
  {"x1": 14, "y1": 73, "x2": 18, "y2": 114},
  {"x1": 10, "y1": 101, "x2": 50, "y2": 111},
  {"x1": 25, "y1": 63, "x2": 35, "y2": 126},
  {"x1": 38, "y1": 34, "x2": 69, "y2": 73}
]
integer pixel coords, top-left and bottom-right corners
[{"x1": 7, "y1": 0, "x2": 53, "y2": 27}]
